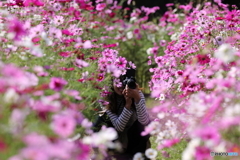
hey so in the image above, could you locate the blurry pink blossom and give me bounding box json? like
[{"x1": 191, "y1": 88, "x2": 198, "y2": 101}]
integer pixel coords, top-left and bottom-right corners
[
  {"x1": 115, "y1": 57, "x2": 127, "y2": 68},
  {"x1": 23, "y1": 0, "x2": 44, "y2": 6},
  {"x1": 64, "y1": 90, "x2": 82, "y2": 100},
  {"x1": 96, "y1": 3, "x2": 106, "y2": 11},
  {"x1": 158, "y1": 138, "x2": 180, "y2": 149},
  {"x1": 8, "y1": 17, "x2": 26, "y2": 41},
  {"x1": 129, "y1": 61, "x2": 136, "y2": 69},
  {"x1": 83, "y1": 40, "x2": 92, "y2": 49},
  {"x1": 49, "y1": 77, "x2": 67, "y2": 91},
  {"x1": 23, "y1": 133, "x2": 50, "y2": 146},
  {"x1": 166, "y1": 3, "x2": 174, "y2": 7},
  {"x1": 48, "y1": 27, "x2": 62, "y2": 39},
  {"x1": 194, "y1": 146, "x2": 211, "y2": 160},
  {"x1": 51, "y1": 114, "x2": 77, "y2": 138},
  {"x1": 75, "y1": 59, "x2": 89, "y2": 68}
]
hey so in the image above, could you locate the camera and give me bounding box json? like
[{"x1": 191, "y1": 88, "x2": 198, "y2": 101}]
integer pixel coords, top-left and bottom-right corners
[{"x1": 122, "y1": 69, "x2": 136, "y2": 89}]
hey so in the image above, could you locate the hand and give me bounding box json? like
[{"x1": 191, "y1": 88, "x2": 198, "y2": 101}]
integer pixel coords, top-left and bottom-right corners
[
  {"x1": 123, "y1": 84, "x2": 141, "y2": 103},
  {"x1": 123, "y1": 93, "x2": 132, "y2": 110}
]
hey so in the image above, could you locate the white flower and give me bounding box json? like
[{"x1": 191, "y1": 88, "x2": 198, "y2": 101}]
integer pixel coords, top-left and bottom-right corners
[
  {"x1": 33, "y1": 14, "x2": 41, "y2": 21},
  {"x1": 4, "y1": 88, "x2": 19, "y2": 103},
  {"x1": 146, "y1": 48, "x2": 152, "y2": 55},
  {"x1": 83, "y1": 127, "x2": 118, "y2": 146},
  {"x1": 130, "y1": 17, "x2": 137, "y2": 23},
  {"x1": 182, "y1": 138, "x2": 201, "y2": 160},
  {"x1": 133, "y1": 152, "x2": 144, "y2": 160},
  {"x1": 214, "y1": 43, "x2": 236, "y2": 63},
  {"x1": 145, "y1": 148, "x2": 157, "y2": 159},
  {"x1": 224, "y1": 104, "x2": 240, "y2": 117},
  {"x1": 165, "y1": 120, "x2": 175, "y2": 128},
  {"x1": 157, "y1": 113, "x2": 165, "y2": 119},
  {"x1": 170, "y1": 32, "x2": 180, "y2": 41},
  {"x1": 147, "y1": 34, "x2": 155, "y2": 42},
  {"x1": 126, "y1": 31, "x2": 133, "y2": 39},
  {"x1": 0, "y1": 31, "x2": 6, "y2": 37}
]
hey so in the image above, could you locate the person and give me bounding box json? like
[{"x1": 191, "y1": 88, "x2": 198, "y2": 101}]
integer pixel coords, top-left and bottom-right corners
[{"x1": 92, "y1": 69, "x2": 151, "y2": 160}]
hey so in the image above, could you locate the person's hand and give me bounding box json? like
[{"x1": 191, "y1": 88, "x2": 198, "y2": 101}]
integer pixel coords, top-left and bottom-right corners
[
  {"x1": 123, "y1": 92, "x2": 132, "y2": 110},
  {"x1": 123, "y1": 84, "x2": 141, "y2": 103}
]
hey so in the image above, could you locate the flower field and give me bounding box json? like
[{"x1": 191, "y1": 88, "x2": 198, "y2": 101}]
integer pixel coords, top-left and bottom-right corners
[{"x1": 0, "y1": 0, "x2": 239, "y2": 159}]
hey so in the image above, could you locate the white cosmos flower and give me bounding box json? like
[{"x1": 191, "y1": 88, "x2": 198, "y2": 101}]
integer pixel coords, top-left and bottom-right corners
[
  {"x1": 146, "y1": 48, "x2": 152, "y2": 55},
  {"x1": 126, "y1": 31, "x2": 133, "y2": 39},
  {"x1": 4, "y1": 88, "x2": 19, "y2": 103},
  {"x1": 214, "y1": 43, "x2": 236, "y2": 63},
  {"x1": 83, "y1": 127, "x2": 118, "y2": 146},
  {"x1": 133, "y1": 152, "x2": 144, "y2": 160},
  {"x1": 182, "y1": 138, "x2": 201, "y2": 160},
  {"x1": 145, "y1": 148, "x2": 158, "y2": 159}
]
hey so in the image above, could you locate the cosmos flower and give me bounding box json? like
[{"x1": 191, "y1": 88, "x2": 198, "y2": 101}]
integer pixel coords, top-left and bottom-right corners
[
  {"x1": 133, "y1": 152, "x2": 144, "y2": 160},
  {"x1": 49, "y1": 77, "x2": 67, "y2": 91},
  {"x1": 51, "y1": 113, "x2": 77, "y2": 138},
  {"x1": 214, "y1": 43, "x2": 236, "y2": 63},
  {"x1": 96, "y1": 3, "x2": 106, "y2": 11},
  {"x1": 115, "y1": 57, "x2": 127, "y2": 69},
  {"x1": 8, "y1": 17, "x2": 26, "y2": 41},
  {"x1": 145, "y1": 148, "x2": 158, "y2": 160},
  {"x1": 96, "y1": 73, "x2": 105, "y2": 82}
]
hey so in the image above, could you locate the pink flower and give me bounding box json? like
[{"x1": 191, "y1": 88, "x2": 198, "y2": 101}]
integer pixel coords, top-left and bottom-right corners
[
  {"x1": 49, "y1": 77, "x2": 67, "y2": 91},
  {"x1": 193, "y1": 127, "x2": 220, "y2": 144},
  {"x1": 196, "y1": 54, "x2": 210, "y2": 65},
  {"x1": 194, "y1": 146, "x2": 211, "y2": 160},
  {"x1": 115, "y1": 57, "x2": 127, "y2": 69},
  {"x1": 159, "y1": 40, "x2": 167, "y2": 46},
  {"x1": 24, "y1": 0, "x2": 44, "y2": 6},
  {"x1": 128, "y1": 61, "x2": 136, "y2": 69},
  {"x1": 166, "y1": 3, "x2": 174, "y2": 7},
  {"x1": 48, "y1": 27, "x2": 62, "y2": 39},
  {"x1": 96, "y1": 73, "x2": 104, "y2": 82},
  {"x1": 8, "y1": 17, "x2": 26, "y2": 41},
  {"x1": 96, "y1": 3, "x2": 106, "y2": 11},
  {"x1": 53, "y1": 15, "x2": 64, "y2": 26},
  {"x1": 62, "y1": 29, "x2": 73, "y2": 36},
  {"x1": 51, "y1": 114, "x2": 77, "y2": 138},
  {"x1": 83, "y1": 40, "x2": 92, "y2": 49},
  {"x1": 64, "y1": 90, "x2": 82, "y2": 100},
  {"x1": 75, "y1": 59, "x2": 89, "y2": 68},
  {"x1": 23, "y1": 133, "x2": 50, "y2": 146},
  {"x1": 33, "y1": 0, "x2": 44, "y2": 6},
  {"x1": 158, "y1": 138, "x2": 180, "y2": 149},
  {"x1": 113, "y1": 78, "x2": 122, "y2": 88},
  {"x1": 76, "y1": 141, "x2": 91, "y2": 160}
]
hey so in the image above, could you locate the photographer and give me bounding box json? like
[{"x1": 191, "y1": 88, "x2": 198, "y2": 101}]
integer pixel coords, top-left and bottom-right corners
[{"x1": 93, "y1": 69, "x2": 151, "y2": 159}]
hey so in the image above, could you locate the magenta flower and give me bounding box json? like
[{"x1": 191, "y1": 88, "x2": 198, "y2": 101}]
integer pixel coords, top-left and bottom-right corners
[
  {"x1": 96, "y1": 73, "x2": 104, "y2": 82},
  {"x1": 194, "y1": 146, "x2": 211, "y2": 160},
  {"x1": 75, "y1": 59, "x2": 89, "y2": 68},
  {"x1": 8, "y1": 17, "x2": 26, "y2": 41},
  {"x1": 96, "y1": 3, "x2": 106, "y2": 11},
  {"x1": 49, "y1": 77, "x2": 67, "y2": 91},
  {"x1": 115, "y1": 56, "x2": 127, "y2": 69},
  {"x1": 23, "y1": 0, "x2": 44, "y2": 6},
  {"x1": 196, "y1": 54, "x2": 210, "y2": 65},
  {"x1": 193, "y1": 127, "x2": 220, "y2": 144},
  {"x1": 51, "y1": 114, "x2": 77, "y2": 138},
  {"x1": 158, "y1": 138, "x2": 180, "y2": 149},
  {"x1": 76, "y1": 141, "x2": 91, "y2": 160}
]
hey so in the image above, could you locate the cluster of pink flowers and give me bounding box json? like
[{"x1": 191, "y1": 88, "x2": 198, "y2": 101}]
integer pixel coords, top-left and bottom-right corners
[{"x1": 147, "y1": 1, "x2": 240, "y2": 159}]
